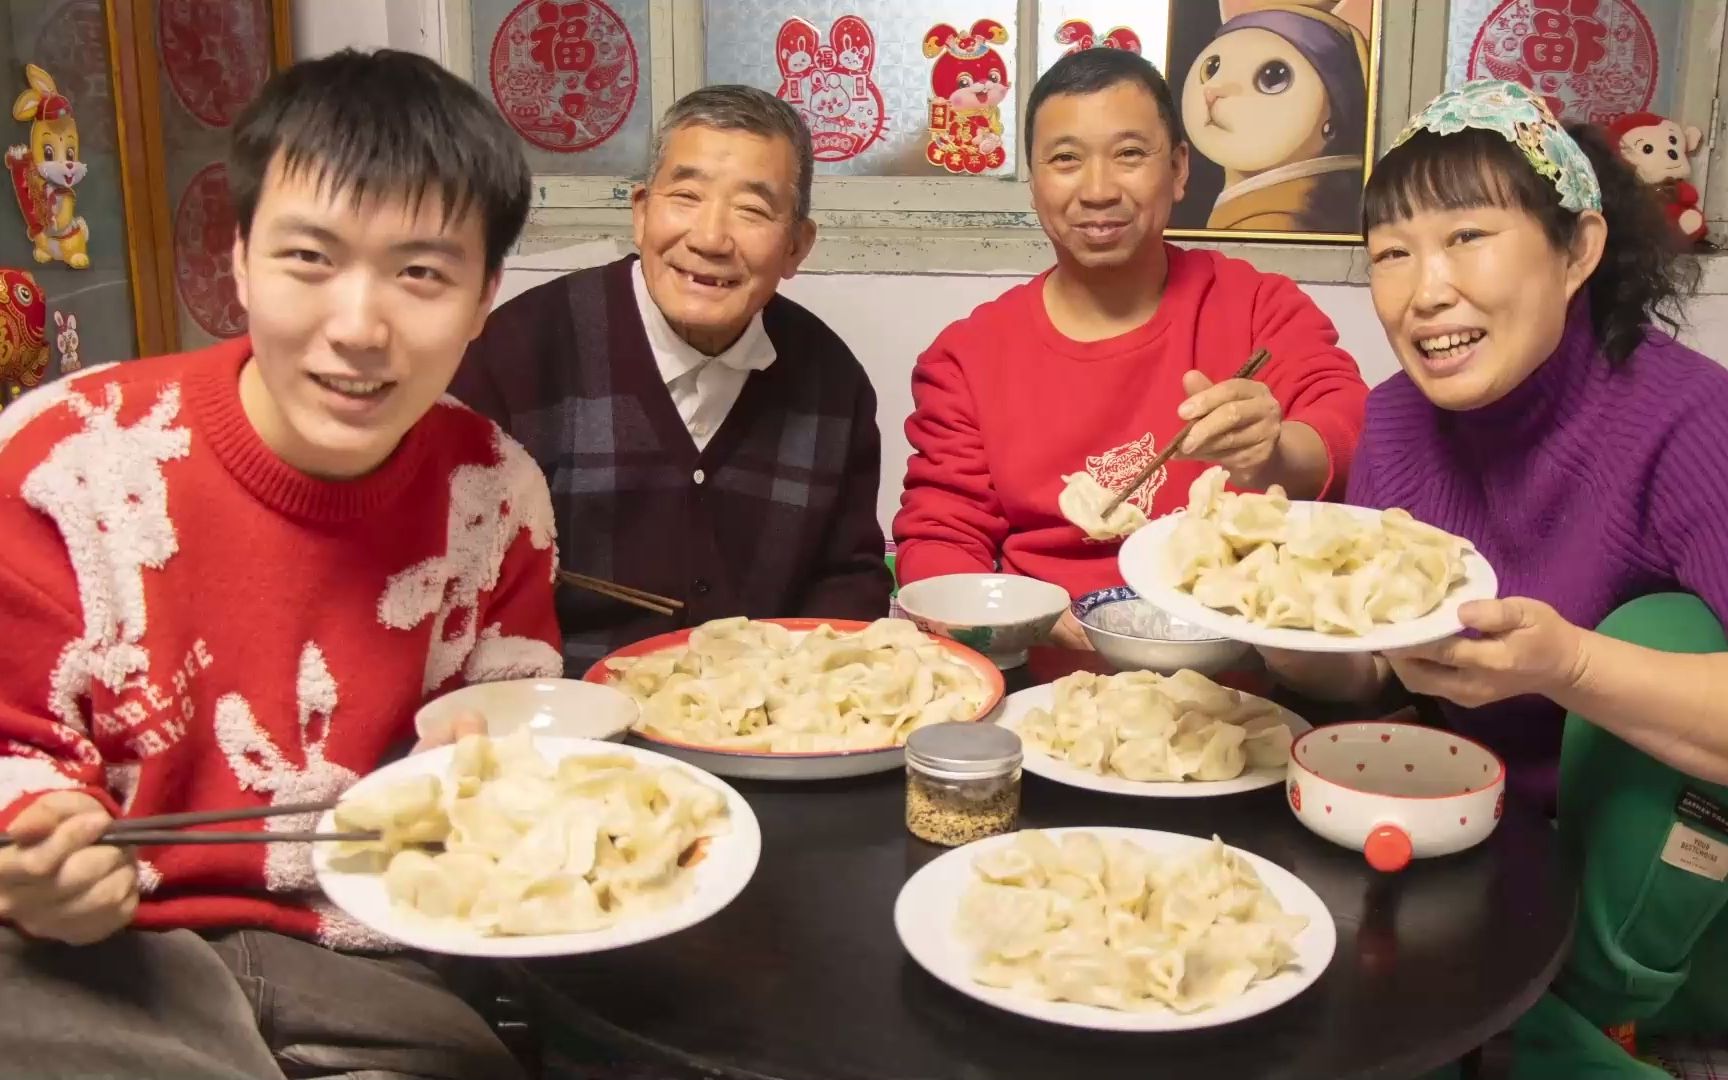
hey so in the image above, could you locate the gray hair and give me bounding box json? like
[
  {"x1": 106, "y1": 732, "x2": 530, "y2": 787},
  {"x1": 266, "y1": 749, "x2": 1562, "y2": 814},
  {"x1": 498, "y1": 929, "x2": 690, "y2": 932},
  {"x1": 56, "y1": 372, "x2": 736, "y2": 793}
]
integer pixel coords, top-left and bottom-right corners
[{"x1": 646, "y1": 85, "x2": 814, "y2": 221}]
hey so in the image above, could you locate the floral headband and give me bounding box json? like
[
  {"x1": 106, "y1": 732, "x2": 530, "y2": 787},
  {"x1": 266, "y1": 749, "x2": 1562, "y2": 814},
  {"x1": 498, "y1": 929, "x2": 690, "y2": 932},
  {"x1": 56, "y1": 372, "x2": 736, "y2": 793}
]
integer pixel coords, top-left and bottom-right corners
[{"x1": 1392, "y1": 79, "x2": 1602, "y2": 213}]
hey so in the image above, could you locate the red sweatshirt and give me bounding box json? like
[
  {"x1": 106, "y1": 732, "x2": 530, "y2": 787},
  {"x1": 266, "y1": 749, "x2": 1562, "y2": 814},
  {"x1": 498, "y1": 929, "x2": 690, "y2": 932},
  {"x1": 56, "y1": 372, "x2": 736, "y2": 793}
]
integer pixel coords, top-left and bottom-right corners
[
  {"x1": 894, "y1": 245, "x2": 1368, "y2": 599},
  {"x1": 0, "y1": 339, "x2": 562, "y2": 948}
]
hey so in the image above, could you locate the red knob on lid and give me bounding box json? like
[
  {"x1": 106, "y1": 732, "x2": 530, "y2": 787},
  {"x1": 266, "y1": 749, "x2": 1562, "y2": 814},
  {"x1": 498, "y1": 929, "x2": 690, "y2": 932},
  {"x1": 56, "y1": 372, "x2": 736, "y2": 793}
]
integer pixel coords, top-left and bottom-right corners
[{"x1": 1364, "y1": 824, "x2": 1412, "y2": 873}]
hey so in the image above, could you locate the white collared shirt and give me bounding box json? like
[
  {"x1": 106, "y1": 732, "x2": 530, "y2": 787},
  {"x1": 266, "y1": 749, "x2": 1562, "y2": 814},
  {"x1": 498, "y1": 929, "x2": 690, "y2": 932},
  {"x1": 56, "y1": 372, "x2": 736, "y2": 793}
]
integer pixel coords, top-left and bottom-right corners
[{"x1": 631, "y1": 261, "x2": 777, "y2": 451}]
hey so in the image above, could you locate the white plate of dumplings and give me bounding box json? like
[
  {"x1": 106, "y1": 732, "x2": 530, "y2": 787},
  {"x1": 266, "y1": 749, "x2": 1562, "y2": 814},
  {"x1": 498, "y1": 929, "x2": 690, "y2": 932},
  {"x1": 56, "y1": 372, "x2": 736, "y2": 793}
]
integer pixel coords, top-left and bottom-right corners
[
  {"x1": 1118, "y1": 469, "x2": 1499, "y2": 653},
  {"x1": 313, "y1": 735, "x2": 761, "y2": 957},
  {"x1": 896, "y1": 828, "x2": 1335, "y2": 1031},
  {"x1": 998, "y1": 673, "x2": 1310, "y2": 798}
]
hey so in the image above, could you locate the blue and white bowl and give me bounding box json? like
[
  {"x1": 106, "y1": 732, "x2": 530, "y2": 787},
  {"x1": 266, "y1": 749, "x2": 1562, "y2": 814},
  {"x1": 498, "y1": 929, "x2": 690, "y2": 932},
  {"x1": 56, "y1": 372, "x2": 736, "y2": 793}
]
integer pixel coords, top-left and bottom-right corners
[{"x1": 1073, "y1": 587, "x2": 1250, "y2": 675}]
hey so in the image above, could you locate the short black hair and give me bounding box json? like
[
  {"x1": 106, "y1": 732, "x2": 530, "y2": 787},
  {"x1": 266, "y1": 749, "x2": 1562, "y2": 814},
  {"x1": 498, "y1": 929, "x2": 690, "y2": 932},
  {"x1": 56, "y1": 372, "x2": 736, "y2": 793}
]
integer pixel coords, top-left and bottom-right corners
[
  {"x1": 230, "y1": 49, "x2": 532, "y2": 277},
  {"x1": 1364, "y1": 124, "x2": 1697, "y2": 365},
  {"x1": 1024, "y1": 48, "x2": 1183, "y2": 152}
]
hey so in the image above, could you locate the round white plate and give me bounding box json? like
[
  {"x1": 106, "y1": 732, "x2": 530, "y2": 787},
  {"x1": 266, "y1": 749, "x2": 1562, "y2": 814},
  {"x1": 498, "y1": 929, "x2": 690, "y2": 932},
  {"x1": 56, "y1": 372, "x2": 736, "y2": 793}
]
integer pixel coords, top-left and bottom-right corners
[
  {"x1": 997, "y1": 684, "x2": 1311, "y2": 798},
  {"x1": 313, "y1": 737, "x2": 761, "y2": 958},
  {"x1": 895, "y1": 827, "x2": 1336, "y2": 1032},
  {"x1": 1118, "y1": 505, "x2": 1500, "y2": 653}
]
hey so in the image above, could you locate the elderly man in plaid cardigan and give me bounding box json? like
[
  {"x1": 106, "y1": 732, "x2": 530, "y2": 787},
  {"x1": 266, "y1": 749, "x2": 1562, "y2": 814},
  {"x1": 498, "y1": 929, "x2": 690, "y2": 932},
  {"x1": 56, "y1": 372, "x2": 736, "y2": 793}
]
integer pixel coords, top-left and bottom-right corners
[{"x1": 452, "y1": 86, "x2": 892, "y2": 674}]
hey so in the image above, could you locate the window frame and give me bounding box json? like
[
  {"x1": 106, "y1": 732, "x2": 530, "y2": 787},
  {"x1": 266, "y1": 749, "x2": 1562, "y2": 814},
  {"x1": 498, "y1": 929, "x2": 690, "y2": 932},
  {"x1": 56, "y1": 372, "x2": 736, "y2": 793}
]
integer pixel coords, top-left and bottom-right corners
[{"x1": 418, "y1": 0, "x2": 1728, "y2": 289}]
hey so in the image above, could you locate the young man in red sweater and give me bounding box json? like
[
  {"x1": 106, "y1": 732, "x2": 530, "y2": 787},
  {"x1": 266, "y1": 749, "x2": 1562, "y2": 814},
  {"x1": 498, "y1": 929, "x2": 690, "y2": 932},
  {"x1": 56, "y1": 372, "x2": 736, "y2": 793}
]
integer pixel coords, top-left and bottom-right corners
[
  {"x1": 0, "y1": 51, "x2": 559, "y2": 1078},
  {"x1": 894, "y1": 49, "x2": 1369, "y2": 648}
]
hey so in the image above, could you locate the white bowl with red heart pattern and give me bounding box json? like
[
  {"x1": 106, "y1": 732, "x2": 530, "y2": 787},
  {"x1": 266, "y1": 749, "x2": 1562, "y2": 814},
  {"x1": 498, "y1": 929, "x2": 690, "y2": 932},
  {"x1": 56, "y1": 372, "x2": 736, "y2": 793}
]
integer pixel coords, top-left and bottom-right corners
[{"x1": 1285, "y1": 721, "x2": 1506, "y2": 873}]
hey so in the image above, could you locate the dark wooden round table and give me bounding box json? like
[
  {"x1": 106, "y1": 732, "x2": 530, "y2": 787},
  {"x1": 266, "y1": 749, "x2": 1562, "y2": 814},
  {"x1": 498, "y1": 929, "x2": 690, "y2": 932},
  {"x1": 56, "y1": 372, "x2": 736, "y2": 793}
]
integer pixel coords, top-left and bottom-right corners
[{"x1": 519, "y1": 661, "x2": 1575, "y2": 1080}]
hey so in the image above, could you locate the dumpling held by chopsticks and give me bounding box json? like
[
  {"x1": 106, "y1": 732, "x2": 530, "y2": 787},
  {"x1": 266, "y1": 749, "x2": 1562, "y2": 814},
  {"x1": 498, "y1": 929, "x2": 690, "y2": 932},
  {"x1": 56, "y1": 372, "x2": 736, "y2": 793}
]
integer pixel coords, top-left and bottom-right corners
[{"x1": 1058, "y1": 472, "x2": 1148, "y2": 541}]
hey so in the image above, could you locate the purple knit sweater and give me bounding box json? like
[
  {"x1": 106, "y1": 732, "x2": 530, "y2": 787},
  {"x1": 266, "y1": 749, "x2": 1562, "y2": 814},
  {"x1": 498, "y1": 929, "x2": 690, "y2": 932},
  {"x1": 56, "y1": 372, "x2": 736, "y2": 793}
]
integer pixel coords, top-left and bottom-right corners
[{"x1": 1347, "y1": 302, "x2": 1728, "y2": 806}]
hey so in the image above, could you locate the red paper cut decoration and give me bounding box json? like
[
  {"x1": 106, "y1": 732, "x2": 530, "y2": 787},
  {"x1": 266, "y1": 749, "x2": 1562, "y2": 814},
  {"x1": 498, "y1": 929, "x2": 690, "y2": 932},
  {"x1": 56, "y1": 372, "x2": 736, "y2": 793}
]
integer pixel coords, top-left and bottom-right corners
[
  {"x1": 775, "y1": 16, "x2": 886, "y2": 163},
  {"x1": 490, "y1": 0, "x2": 639, "y2": 154},
  {"x1": 158, "y1": 0, "x2": 272, "y2": 129},
  {"x1": 1054, "y1": 20, "x2": 1142, "y2": 56},
  {"x1": 1467, "y1": 0, "x2": 1657, "y2": 125},
  {"x1": 33, "y1": 0, "x2": 114, "y2": 153},
  {"x1": 924, "y1": 19, "x2": 1012, "y2": 175},
  {"x1": 174, "y1": 163, "x2": 246, "y2": 340}
]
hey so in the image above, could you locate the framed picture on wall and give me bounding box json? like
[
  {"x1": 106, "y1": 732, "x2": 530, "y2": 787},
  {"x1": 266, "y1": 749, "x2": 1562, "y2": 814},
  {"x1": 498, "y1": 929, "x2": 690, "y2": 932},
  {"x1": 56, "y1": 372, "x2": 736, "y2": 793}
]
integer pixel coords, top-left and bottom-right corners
[
  {"x1": 1159, "y1": 0, "x2": 1382, "y2": 243},
  {"x1": 0, "y1": 0, "x2": 293, "y2": 392}
]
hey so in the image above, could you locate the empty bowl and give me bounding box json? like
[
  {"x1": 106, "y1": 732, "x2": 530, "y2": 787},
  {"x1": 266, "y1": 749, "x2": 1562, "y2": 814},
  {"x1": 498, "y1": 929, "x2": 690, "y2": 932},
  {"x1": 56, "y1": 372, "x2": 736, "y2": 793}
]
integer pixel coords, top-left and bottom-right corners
[
  {"x1": 414, "y1": 679, "x2": 639, "y2": 744},
  {"x1": 1072, "y1": 587, "x2": 1251, "y2": 675},
  {"x1": 1286, "y1": 721, "x2": 1507, "y2": 873},
  {"x1": 895, "y1": 573, "x2": 1070, "y2": 669}
]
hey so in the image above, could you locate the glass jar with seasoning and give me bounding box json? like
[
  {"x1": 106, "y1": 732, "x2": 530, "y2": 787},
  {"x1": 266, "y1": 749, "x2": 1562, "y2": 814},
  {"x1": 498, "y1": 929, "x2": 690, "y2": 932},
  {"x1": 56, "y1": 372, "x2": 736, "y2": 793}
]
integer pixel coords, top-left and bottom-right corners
[{"x1": 905, "y1": 722, "x2": 1023, "y2": 847}]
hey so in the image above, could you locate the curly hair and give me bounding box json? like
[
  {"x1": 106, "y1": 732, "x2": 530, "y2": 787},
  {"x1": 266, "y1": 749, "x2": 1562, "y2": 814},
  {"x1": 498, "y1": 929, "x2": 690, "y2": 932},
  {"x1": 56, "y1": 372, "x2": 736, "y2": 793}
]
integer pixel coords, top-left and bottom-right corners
[{"x1": 1362, "y1": 122, "x2": 1697, "y2": 365}]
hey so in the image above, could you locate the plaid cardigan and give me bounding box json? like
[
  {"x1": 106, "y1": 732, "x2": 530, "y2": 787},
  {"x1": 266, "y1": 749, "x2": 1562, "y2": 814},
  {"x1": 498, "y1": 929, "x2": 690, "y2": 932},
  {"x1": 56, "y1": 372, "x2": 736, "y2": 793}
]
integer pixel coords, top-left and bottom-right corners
[{"x1": 451, "y1": 256, "x2": 893, "y2": 673}]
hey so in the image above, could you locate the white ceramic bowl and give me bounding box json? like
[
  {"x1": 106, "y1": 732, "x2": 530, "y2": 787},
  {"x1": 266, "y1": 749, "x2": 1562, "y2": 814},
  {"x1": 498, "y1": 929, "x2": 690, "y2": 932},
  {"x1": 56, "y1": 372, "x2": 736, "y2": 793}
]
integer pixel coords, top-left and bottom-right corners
[
  {"x1": 895, "y1": 573, "x2": 1070, "y2": 669},
  {"x1": 414, "y1": 679, "x2": 639, "y2": 743},
  {"x1": 1072, "y1": 587, "x2": 1251, "y2": 676},
  {"x1": 1286, "y1": 721, "x2": 1506, "y2": 873}
]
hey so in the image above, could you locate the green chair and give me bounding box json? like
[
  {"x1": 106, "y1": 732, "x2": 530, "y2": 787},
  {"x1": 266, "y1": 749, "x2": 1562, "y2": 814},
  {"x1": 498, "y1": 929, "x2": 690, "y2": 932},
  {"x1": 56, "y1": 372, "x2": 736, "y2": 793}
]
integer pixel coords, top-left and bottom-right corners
[{"x1": 1509, "y1": 593, "x2": 1728, "y2": 1078}]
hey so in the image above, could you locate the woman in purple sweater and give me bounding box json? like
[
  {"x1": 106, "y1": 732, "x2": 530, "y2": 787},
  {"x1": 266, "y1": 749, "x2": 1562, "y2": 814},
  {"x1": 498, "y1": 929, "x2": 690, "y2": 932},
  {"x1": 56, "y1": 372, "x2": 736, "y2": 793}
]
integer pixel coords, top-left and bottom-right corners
[{"x1": 1270, "y1": 81, "x2": 1726, "y2": 806}]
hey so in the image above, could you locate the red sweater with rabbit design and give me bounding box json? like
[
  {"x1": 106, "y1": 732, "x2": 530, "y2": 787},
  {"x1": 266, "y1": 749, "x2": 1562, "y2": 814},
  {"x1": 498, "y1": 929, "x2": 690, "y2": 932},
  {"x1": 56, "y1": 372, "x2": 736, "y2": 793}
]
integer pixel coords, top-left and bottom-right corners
[{"x1": 0, "y1": 339, "x2": 562, "y2": 948}]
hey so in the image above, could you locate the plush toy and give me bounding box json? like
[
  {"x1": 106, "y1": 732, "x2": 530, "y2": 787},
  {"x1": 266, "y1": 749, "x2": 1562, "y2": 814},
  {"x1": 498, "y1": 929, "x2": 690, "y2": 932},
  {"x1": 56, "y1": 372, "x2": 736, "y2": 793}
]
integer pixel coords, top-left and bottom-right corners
[
  {"x1": 1608, "y1": 111, "x2": 1708, "y2": 246},
  {"x1": 0, "y1": 267, "x2": 48, "y2": 406}
]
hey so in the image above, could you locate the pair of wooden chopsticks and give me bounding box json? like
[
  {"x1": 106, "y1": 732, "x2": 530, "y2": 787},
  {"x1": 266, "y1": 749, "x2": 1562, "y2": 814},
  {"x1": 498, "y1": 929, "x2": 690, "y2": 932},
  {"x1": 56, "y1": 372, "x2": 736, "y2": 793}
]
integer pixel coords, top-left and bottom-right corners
[
  {"x1": 1100, "y1": 348, "x2": 1274, "y2": 518},
  {"x1": 557, "y1": 569, "x2": 687, "y2": 616},
  {"x1": 0, "y1": 799, "x2": 365, "y2": 849}
]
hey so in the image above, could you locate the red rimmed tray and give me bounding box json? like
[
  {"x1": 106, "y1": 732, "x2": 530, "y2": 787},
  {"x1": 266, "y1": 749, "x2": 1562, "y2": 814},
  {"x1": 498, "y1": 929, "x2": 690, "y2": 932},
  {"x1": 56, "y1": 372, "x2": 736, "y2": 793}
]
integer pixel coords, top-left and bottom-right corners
[{"x1": 583, "y1": 619, "x2": 1006, "y2": 780}]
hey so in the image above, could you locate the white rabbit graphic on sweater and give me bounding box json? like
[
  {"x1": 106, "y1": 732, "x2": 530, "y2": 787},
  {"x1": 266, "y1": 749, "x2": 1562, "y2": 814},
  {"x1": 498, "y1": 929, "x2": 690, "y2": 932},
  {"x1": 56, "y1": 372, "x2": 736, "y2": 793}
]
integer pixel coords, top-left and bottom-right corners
[{"x1": 215, "y1": 641, "x2": 359, "y2": 892}]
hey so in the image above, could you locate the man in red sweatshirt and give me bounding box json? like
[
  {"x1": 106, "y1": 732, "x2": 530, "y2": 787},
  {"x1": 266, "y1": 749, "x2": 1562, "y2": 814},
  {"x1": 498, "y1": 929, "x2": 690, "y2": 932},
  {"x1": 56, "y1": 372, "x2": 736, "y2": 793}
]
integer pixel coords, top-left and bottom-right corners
[
  {"x1": 0, "y1": 50, "x2": 559, "y2": 1078},
  {"x1": 894, "y1": 48, "x2": 1368, "y2": 648}
]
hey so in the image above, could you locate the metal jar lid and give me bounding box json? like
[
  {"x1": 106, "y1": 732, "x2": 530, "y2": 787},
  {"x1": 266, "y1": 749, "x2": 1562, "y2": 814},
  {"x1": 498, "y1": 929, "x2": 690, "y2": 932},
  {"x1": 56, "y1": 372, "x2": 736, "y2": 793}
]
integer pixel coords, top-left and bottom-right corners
[{"x1": 906, "y1": 722, "x2": 1022, "y2": 778}]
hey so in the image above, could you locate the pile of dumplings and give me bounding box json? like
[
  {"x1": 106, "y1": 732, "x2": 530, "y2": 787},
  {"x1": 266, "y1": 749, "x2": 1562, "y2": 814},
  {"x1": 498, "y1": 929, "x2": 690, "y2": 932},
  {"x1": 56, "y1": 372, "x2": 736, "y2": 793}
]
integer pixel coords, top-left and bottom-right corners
[
  {"x1": 606, "y1": 617, "x2": 992, "y2": 752},
  {"x1": 1161, "y1": 467, "x2": 1470, "y2": 635},
  {"x1": 959, "y1": 830, "x2": 1308, "y2": 1013},
  {"x1": 332, "y1": 732, "x2": 730, "y2": 936},
  {"x1": 1018, "y1": 670, "x2": 1293, "y2": 783}
]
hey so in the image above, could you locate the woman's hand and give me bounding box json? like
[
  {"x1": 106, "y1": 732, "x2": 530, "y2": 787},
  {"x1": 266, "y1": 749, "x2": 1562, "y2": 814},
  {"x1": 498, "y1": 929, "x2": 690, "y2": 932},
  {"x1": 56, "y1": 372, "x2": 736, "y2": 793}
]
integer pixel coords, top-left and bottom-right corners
[{"x1": 1382, "y1": 598, "x2": 1587, "y2": 708}]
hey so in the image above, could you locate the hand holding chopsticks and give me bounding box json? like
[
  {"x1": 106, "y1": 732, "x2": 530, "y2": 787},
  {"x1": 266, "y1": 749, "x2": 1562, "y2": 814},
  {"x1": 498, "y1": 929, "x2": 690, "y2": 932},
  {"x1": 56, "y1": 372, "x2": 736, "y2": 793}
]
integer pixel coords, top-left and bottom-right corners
[
  {"x1": 1101, "y1": 348, "x2": 1273, "y2": 517},
  {"x1": 0, "y1": 798, "x2": 358, "y2": 849}
]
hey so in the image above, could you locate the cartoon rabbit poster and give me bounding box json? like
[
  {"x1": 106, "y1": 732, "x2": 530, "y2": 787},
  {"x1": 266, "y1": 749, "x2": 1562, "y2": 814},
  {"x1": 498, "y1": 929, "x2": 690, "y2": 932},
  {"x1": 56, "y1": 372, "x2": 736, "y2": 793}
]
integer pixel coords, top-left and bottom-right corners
[{"x1": 1168, "y1": 0, "x2": 1381, "y2": 240}]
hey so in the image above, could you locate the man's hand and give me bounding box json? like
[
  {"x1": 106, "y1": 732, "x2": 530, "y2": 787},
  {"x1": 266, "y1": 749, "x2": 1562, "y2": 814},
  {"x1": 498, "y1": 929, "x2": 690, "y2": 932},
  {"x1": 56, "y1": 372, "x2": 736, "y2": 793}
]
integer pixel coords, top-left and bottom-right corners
[
  {"x1": 0, "y1": 791, "x2": 137, "y2": 945},
  {"x1": 1175, "y1": 371, "x2": 1287, "y2": 488}
]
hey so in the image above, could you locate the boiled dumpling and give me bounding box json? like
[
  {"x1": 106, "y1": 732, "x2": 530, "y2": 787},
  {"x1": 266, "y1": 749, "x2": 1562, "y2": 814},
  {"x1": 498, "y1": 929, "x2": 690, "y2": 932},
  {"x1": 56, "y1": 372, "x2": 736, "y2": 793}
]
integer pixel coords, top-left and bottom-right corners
[
  {"x1": 1167, "y1": 470, "x2": 1470, "y2": 634},
  {"x1": 1020, "y1": 670, "x2": 1292, "y2": 784},
  {"x1": 957, "y1": 831, "x2": 1306, "y2": 1014},
  {"x1": 1058, "y1": 472, "x2": 1149, "y2": 541}
]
